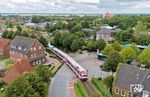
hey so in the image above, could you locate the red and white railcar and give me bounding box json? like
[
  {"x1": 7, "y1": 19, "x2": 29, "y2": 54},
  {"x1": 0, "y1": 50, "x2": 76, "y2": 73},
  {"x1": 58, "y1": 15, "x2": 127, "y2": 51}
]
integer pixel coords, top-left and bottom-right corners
[{"x1": 48, "y1": 45, "x2": 88, "y2": 80}]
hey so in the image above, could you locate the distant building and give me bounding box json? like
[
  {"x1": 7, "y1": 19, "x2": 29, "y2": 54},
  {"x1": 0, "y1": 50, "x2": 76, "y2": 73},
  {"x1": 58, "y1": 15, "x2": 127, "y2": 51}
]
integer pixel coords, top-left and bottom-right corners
[
  {"x1": 2, "y1": 59, "x2": 33, "y2": 84},
  {"x1": 103, "y1": 12, "x2": 113, "y2": 19},
  {"x1": 0, "y1": 38, "x2": 11, "y2": 56},
  {"x1": 9, "y1": 36, "x2": 46, "y2": 65},
  {"x1": 101, "y1": 24, "x2": 116, "y2": 30},
  {"x1": 96, "y1": 29, "x2": 119, "y2": 41},
  {"x1": 113, "y1": 64, "x2": 150, "y2": 97}
]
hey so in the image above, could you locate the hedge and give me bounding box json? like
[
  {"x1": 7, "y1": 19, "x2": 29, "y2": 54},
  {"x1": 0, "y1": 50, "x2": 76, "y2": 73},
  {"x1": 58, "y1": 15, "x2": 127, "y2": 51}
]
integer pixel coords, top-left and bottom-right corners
[{"x1": 92, "y1": 78, "x2": 112, "y2": 97}]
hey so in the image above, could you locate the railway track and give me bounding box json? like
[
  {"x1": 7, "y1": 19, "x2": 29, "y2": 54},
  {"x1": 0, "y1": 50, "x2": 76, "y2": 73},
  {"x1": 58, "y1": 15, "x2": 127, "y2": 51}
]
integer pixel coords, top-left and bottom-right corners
[{"x1": 82, "y1": 81, "x2": 95, "y2": 97}]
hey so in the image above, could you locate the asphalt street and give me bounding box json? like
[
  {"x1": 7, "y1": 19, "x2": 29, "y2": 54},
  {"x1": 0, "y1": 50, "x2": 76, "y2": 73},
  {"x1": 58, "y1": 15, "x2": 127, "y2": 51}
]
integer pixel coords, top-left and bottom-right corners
[{"x1": 49, "y1": 64, "x2": 73, "y2": 97}]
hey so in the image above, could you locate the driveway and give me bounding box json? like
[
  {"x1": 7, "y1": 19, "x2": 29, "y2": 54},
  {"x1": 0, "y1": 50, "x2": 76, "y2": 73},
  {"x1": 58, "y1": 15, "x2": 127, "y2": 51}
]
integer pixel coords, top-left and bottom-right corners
[{"x1": 49, "y1": 64, "x2": 73, "y2": 97}]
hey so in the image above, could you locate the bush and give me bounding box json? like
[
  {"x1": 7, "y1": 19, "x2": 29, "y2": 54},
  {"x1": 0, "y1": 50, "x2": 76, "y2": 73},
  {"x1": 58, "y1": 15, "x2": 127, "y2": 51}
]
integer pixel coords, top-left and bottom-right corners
[{"x1": 92, "y1": 78, "x2": 112, "y2": 97}]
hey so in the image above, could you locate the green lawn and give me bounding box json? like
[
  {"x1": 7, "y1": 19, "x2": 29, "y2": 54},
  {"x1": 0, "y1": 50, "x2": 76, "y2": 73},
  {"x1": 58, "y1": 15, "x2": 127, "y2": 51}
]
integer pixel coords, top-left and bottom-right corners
[
  {"x1": 4, "y1": 59, "x2": 13, "y2": 70},
  {"x1": 0, "y1": 92, "x2": 4, "y2": 97},
  {"x1": 0, "y1": 56, "x2": 8, "y2": 61}
]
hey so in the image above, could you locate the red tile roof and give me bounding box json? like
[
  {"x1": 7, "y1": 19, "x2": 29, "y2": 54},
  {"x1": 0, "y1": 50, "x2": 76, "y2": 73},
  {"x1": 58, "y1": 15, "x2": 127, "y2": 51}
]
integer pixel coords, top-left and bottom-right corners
[
  {"x1": 0, "y1": 38, "x2": 11, "y2": 48},
  {"x1": 2, "y1": 59, "x2": 33, "y2": 84}
]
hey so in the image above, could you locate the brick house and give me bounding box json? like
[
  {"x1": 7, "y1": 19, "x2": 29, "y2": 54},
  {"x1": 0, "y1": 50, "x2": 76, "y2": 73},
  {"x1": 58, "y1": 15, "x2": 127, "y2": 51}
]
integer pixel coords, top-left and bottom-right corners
[
  {"x1": 96, "y1": 29, "x2": 118, "y2": 42},
  {"x1": 9, "y1": 36, "x2": 46, "y2": 65},
  {"x1": 0, "y1": 38, "x2": 11, "y2": 56},
  {"x1": 113, "y1": 64, "x2": 150, "y2": 97},
  {"x1": 2, "y1": 59, "x2": 33, "y2": 84}
]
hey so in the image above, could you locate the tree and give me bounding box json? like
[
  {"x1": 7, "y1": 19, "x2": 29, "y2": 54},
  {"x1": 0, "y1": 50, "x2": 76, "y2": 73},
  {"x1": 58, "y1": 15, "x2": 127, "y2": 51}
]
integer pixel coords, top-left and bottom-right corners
[
  {"x1": 115, "y1": 30, "x2": 133, "y2": 42},
  {"x1": 102, "y1": 45, "x2": 114, "y2": 56},
  {"x1": 78, "y1": 38, "x2": 86, "y2": 47},
  {"x1": 71, "y1": 40, "x2": 79, "y2": 52},
  {"x1": 138, "y1": 48, "x2": 150, "y2": 68},
  {"x1": 120, "y1": 47, "x2": 136, "y2": 63},
  {"x1": 130, "y1": 43, "x2": 140, "y2": 56},
  {"x1": 53, "y1": 32, "x2": 62, "y2": 47},
  {"x1": 5, "y1": 77, "x2": 40, "y2": 97},
  {"x1": 103, "y1": 51, "x2": 123, "y2": 72},
  {"x1": 35, "y1": 65, "x2": 52, "y2": 83},
  {"x1": 71, "y1": 24, "x2": 82, "y2": 33},
  {"x1": 6, "y1": 31, "x2": 13, "y2": 39},
  {"x1": 2, "y1": 30, "x2": 8, "y2": 38},
  {"x1": 81, "y1": 21, "x2": 90, "y2": 28},
  {"x1": 112, "y1": 41, "x2": 122, "y2": 51},
  {"x1": 39, "y1": 36, "x2": 48, "y2": 47},
  {"x1": 103, "y1": 75, "x2": 114, "y2": 91},
  {"x1": 95, "y1": 39, "x2": 106, "y2": 51},
  {"x1": 16, "y1": 25, "x2": 22, "y2": 32},
  {"x1": 134, "y1": 21, "x2": 147, "y2": 37},
  {"x1": 87, "y1": 41, "x2": 96, "y2": 51},
  {"x1": 24, "y1": 72, "x2": 47, "y2": 97}
]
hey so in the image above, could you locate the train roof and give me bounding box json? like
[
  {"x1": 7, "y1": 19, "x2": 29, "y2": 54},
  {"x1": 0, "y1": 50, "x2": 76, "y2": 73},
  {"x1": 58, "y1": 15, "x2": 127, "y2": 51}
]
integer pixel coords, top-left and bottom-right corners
[{"x1": 53, "y1": 47, "x2": 86, "y2": 72}]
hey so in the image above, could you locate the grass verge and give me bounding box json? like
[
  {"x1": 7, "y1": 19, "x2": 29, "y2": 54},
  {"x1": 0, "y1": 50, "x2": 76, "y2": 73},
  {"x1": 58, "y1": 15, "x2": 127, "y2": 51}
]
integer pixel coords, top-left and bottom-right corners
[
  {"x1": 74, "y1": 80, "x2": 89, "y2": 97},
  {"x1": 92, "y1": 78, "x2": 112, "y2": 97}
]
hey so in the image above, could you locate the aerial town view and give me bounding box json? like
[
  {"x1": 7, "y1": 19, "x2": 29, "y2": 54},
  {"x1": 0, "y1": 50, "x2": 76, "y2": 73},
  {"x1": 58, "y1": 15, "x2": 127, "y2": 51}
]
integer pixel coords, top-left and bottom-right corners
[{"x1": 0, "y1": 0, "x2": 150, "y2": 97}]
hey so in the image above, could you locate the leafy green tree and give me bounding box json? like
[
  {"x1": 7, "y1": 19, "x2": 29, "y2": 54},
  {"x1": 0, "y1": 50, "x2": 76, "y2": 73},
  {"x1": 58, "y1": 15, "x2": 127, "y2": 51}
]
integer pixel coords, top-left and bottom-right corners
[
  {"x1": 134, "y1": 21, "x2": 147, "y2": 37},
  {"x1": 115, "y1": 30, "x2": 133, "y2": 42},
  {"x1": 81, "y1": 21, "x2": 90, "y2": 28},
  {"x1": 103, "y1": 75, "x2": 114, "y2": 91},
  {"x1": 71, "y1": 24, "x2": 82, "y2": 33},
  {"x1": 53, "y1": 32, "x2": 62, "y2": 47},
  {"x1": 16, "y1": 25, "x2": 22, "y2": 31},
  {"x1": 39, "y1": 36, "x2": 48, "y2": 47},
  {"x1": 130, "y1": 43, "x2": 140, "y2": 56},
  {"x1": 112, "y1": 41, "x2": 122, "y2": 51},
  {"x1": 24, "y1": 72, "x2": 47, "y2": 97},
  {"x1": 103, "y1": 51, "x2": 123, "y2": 72},
  {"x1": 120, "y1": 47, "x2": 136, "y2": 63},
  {"x1": 71, "y1": 40, "x2": 79, "y2": 52},
  {"x1": 102, "y1": 45, "x2": 114, "y2": 56},
  {"x1": 5, "y1": 77, "x2": 40, "y2": 97},
  {"x1": 87, "y1": 41, "x2": 96, "y2": 51},
  {"x1": 95, "y1": 39, "x2": 106, "y2": 51},
  {"x1": 35, "y1": 65, "x2": 52, "y2": 83},
  {"x1": 2, "y1": 30, "x2": 8, "y2": 38},
  {"x1": 138, "y1": 48, "x2": 150, "y2": 68},
  {"x1": 6, "y1": 31, "x2": 13, "y2": 39},
  {"x1": 78, "y1": 38, "x2": 86, "y2": 47}
]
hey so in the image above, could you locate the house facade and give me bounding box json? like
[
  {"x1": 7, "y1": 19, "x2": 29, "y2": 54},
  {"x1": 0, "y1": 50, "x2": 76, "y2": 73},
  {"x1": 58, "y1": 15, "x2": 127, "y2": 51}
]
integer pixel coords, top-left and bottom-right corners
[
  {"x1": 0, "y1": 38, "x2": 11, "y2": 56},
  {"x1": 9, "y1": 36, "x2": 46, "y2": 65},
  {"x1": 113, "y1": 64, "x2": 150, "y2": 97},
  {"x1": 96, "y1": 29, "x2": 118, "y2": 42}
]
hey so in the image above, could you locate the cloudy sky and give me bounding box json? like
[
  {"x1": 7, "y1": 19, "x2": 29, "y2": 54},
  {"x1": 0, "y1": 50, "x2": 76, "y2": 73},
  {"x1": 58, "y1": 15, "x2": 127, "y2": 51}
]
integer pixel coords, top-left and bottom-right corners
[{"x1": 0, "y1": 0, "x2": 150, "y2": 13}]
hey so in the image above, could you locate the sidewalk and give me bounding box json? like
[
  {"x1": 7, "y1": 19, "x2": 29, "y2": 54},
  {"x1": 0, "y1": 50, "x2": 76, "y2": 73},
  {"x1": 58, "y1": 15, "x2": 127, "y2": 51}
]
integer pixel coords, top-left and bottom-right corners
[{"x1": 69, "y1": 78, "x2": 77, "y2": 97}]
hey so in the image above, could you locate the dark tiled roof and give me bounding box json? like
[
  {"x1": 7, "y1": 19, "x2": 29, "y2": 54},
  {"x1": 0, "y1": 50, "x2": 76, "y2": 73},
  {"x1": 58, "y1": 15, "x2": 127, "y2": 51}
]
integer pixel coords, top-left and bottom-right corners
[
  {"x1": 96, "y1": 29, "x2": 117, "y2": 34},
  {"x1": 2, "y1": 59, "x2": 33, "y2": 84},
  {"x1": 114, "y1": 64, "x2": 150, "y2": 91},
  {"x1": 10, "y1": 36, "x2": 36, "y2": 53}
]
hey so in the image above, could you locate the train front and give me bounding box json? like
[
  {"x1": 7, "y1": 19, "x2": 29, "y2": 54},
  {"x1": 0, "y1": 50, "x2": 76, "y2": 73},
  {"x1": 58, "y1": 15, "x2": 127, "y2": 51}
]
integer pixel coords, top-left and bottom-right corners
[{"x1": 80, "y1": 71, "x2": 88, "y2": 81}]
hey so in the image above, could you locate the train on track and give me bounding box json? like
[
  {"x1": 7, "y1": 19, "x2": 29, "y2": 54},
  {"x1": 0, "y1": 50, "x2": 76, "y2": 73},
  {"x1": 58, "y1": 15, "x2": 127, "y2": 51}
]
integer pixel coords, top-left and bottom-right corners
[{"x1": 48, "y1": 44, "x2": 88, "y2": 81}]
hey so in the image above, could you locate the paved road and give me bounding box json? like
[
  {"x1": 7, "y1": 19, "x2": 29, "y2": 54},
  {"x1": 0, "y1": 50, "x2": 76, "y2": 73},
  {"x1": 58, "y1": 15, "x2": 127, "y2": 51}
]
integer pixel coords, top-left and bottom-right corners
[
  {"x1": 49, "y1": 64, "x2": 73, "y2": 97},
  {"x1": 69, "y1": 51, "x2": 111, "y2": 78}
]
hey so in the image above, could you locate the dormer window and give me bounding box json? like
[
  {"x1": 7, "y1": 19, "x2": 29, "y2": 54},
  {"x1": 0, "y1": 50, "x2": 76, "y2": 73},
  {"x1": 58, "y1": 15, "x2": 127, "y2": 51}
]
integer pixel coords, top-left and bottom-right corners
[
  {"x1": 34, "y1": 47, "x2": 36, "y2": 51},
  {"x1": 18, "y1": 47, "x2": 22, "y2": 50}
]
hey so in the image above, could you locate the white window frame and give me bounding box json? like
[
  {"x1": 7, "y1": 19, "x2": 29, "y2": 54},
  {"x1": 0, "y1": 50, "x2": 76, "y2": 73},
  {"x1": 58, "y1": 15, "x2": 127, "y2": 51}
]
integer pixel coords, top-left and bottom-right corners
[
  {"x1": 34, "y1": 47, "x2": 36, "y2": 51},
  {"x1": 121, "y1": 90, "x2": 126, "y2": 96},
  {"x1": 128, "y1": 92, "x2": 132, "y2": 97},
  {"x1": 115, "y1": 88, "x2": 119, "y2": 94},
  {"x1": 39, "y1": 46, "x2": 41, "y2": 49}
]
